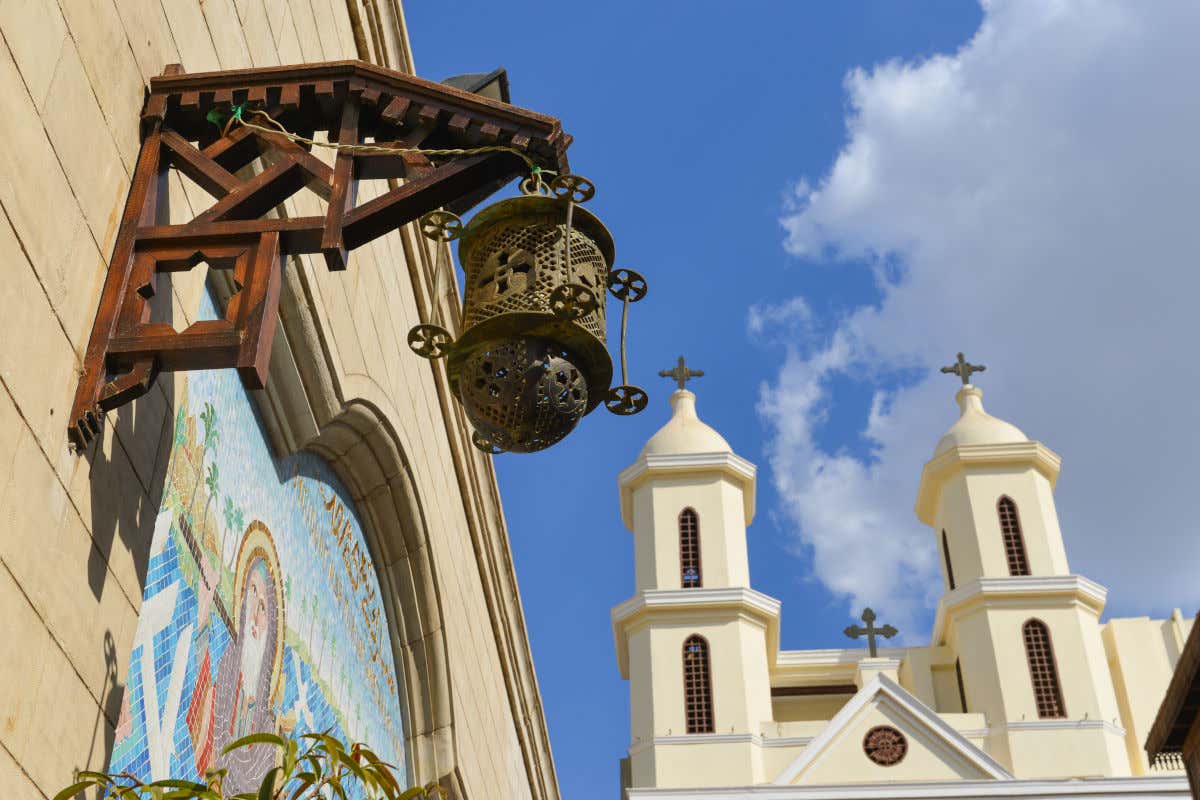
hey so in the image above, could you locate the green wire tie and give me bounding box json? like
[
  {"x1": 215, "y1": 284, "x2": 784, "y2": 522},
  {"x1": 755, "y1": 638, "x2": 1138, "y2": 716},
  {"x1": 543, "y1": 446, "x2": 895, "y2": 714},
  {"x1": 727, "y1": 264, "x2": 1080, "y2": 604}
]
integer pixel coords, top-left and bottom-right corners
[{"x1": 206, "y1": 102, "x2": 247, "y2": 129}]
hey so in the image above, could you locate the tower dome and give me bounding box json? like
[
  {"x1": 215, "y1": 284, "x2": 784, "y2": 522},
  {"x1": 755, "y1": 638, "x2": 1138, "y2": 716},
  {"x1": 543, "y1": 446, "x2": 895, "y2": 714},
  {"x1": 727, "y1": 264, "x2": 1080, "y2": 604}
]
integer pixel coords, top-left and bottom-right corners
[
  {"x1": 641, "y1": 389, "x2": 731, "y2": 456},
  {"x1": 934, "y1": 384, "x2": 1027, "y2": 456}
]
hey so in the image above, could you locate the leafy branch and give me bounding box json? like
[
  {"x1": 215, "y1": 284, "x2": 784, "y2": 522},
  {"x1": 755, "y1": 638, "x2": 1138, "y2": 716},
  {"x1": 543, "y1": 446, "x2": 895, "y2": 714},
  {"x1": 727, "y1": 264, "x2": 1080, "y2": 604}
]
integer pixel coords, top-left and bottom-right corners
[{"x1": 56, "y1": 733, "x2": 442, "y2": 800}]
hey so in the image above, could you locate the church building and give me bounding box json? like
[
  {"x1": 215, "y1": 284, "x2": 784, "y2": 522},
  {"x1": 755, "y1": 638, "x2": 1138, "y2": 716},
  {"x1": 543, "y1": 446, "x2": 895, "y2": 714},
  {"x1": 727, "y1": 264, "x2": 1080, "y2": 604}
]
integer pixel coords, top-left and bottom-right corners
[{"x1": 613, "y1": 371, "x2": 1192, "y2": 798}]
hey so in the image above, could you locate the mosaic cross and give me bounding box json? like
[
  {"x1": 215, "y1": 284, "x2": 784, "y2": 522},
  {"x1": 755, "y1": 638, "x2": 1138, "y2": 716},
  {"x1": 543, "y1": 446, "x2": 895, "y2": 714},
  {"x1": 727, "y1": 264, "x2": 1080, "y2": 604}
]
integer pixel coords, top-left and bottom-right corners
[
  {"x1": 844, "y1": 608, "x2": 898, "y2": 657},
  {"x1": 940, "y1": 352, "x2": 986, "y2": 386},
  {"x1": 659, "y1": 356, "x2": 704, "y2": 391}
]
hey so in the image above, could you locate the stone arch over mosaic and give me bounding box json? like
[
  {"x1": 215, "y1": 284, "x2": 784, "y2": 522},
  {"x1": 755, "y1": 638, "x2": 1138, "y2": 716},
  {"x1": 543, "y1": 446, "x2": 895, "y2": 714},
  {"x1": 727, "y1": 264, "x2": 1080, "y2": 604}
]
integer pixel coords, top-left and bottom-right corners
[{"x1": 109, "y1": 293, "x2": 409, "y2": 794}]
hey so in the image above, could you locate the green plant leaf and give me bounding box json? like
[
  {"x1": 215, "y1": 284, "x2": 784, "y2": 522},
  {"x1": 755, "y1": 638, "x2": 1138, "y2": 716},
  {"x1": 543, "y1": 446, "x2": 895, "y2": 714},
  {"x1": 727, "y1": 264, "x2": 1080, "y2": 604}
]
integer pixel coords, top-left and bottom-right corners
[
  {"x1": 53, "y1": 780, "x2": 96, "y2": 800},
  {"x1": 286, "y1": 776, "x2": 315, "y2": 800},
  {"x1": 398, "y1": 788, "x2": 429, "y2": 800},
  {"x1": 257, "y1": 766, "x2": 280, "y2": 800},
  {"x1": 148, "y1": 780, "x2": 208, "y2": 792},
  {"x1": 222, "y1": 732, "x2": 288, "y2": 754},
  {"x1": 76, "y1": 772, "x2": 114, "y2": 783}
]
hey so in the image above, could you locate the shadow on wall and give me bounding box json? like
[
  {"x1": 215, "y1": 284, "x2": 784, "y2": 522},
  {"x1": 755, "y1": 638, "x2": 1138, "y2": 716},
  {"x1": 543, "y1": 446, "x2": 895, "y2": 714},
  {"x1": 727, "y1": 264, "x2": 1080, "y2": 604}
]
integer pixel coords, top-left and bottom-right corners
[
  {"x1": 77, "y1": 274, "x2": 175, "y2": 773},
  {"x1": 84, "y1": 274, "x2": 176, "y2": 603}
]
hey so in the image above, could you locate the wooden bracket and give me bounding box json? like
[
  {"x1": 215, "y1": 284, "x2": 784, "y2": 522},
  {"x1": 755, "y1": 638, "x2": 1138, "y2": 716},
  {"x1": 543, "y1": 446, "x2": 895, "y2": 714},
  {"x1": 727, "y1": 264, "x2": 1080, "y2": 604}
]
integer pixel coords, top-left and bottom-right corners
[{"x1": 68, "y1": 61, "x2": 571, "y2": 450}]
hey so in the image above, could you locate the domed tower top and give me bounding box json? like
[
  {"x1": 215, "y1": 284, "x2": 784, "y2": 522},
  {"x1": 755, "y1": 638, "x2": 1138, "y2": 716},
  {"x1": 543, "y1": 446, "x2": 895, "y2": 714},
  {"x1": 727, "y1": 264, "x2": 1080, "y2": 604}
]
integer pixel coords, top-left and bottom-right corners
[
  {"x1": 933, "y1": 384, "x2": 1028, "y2": 456},
  {"x1": 641, "y1": 388, "x2": 732, "y2": 456},
  {"x1": 619, "y1": 357, "x2": 755, "y2": 531}
]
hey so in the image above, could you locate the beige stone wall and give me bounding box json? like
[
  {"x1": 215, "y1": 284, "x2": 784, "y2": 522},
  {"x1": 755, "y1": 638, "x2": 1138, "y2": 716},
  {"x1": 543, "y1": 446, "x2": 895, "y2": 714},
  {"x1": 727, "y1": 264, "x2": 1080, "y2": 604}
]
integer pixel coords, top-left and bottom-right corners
[{"x1": 0, "y1": 2, "x2": 556, "y2": 800}]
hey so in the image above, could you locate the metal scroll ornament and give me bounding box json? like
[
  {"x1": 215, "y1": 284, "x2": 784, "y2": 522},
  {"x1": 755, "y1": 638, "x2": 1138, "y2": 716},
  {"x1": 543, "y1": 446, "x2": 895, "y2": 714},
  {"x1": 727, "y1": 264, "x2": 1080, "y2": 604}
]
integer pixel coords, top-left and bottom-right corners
[{"x1": 407, "y1": 174, "x2": 648, "y2": 454}]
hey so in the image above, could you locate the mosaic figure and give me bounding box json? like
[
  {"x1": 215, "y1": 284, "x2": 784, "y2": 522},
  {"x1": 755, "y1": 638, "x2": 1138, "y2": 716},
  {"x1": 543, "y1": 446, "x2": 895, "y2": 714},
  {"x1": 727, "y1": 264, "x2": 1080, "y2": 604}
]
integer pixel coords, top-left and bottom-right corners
[{"x1": 108, "y1": 292, "x2": 408, "y2": 792}]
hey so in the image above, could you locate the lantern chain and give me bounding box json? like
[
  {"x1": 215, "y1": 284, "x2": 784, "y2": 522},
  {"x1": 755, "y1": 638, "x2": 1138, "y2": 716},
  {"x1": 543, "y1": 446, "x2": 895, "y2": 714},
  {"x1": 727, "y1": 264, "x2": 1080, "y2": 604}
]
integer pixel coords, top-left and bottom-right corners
[{"x1": 209, "y1": 103, "x2": 553, "y2": 178}]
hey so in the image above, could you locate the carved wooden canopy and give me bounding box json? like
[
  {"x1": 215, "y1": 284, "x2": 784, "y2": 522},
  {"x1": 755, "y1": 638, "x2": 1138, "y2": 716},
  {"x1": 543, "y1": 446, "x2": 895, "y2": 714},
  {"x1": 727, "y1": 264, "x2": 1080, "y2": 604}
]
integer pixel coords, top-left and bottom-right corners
[{"x1": 68, "y1": 61, "x2": 572, "y2": 451}]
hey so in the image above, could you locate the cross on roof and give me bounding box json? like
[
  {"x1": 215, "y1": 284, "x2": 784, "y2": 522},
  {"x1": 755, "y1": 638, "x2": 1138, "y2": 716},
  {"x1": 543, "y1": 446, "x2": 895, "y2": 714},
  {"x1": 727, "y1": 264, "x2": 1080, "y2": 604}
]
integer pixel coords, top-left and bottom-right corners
[
  {"x1": 844, "y1": 608, "x2": 898, "y2": 657},
  {"x1": 940, "y1": 352, "x2": 985, "y2": 386},
  {"x1": 658, "y1": 356, "x2": 704, "y2": 391}
]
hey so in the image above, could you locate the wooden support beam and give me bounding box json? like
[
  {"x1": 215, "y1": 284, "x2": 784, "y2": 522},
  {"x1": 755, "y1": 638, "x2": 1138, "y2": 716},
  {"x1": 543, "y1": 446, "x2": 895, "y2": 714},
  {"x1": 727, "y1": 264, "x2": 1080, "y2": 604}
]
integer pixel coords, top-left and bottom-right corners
[
  {"x1": 162, "y1": 130, "x2": 241, "y2": 198},
  {"x1": 342, "y1": 151, "x2": 524, "y2": 249},
  {"x1": 68, "y1": 125, "x2": 166, "y2": 450},
  {"x1": 322, "y1": 93, "x2": 361, "y2": 270},
  {"x1": 192, "y1": 158, "x2": 308, "y2": 223},
  {"x1": 135, "y1": 218, "x2": 325, "y2": 254}
]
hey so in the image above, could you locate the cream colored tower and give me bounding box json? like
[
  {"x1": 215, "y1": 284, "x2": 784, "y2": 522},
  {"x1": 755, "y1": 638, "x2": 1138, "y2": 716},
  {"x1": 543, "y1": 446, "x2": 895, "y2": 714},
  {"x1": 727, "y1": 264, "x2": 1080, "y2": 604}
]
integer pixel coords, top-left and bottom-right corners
[
  {"x1": 613, "y1": 387, "x2": 780, "y2": 788},
  {"x1": 916, "y1": 384, "x2": 1127, "y2": 778}
]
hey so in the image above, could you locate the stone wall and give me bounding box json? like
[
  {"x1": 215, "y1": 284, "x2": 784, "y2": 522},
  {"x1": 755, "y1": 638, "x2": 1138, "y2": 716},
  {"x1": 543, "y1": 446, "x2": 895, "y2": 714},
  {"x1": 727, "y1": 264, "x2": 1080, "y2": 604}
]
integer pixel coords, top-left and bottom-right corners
[{"x1": 0, "y1": 2, "x2": 556, "y2": 799}]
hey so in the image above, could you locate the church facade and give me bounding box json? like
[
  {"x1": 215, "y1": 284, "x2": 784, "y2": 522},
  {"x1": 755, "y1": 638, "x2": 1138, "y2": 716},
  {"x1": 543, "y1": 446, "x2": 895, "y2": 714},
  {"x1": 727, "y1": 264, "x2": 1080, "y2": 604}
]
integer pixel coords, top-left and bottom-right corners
[
  {"x1": 613, "y1": 380, "x2": 1191, "y2": 798},
  {"x1": 0, "y1": 4, "x2": 557, "y2": 800}
]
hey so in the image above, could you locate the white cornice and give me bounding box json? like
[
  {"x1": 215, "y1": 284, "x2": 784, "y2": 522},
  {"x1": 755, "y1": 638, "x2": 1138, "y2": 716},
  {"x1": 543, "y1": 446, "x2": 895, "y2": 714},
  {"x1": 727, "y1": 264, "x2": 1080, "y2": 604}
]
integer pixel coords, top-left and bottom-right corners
[
  {"x1": 931, "y1": 575, "x2": 1108, "y2": 645},
  {"x1": 612, "y1": 587, "x2": 781, "y2": 679},
  {"x1": 915, "y1": 441, "x2": 1062, "y2": 524},
  {"x1": 627, "y1": 776, "x2": 1190, "y2": 800},
  {"x1": 628, "y1": 733, "x2": 815, "y2": 757},
  {"x1": 774, "y1": 647, "x2": 907, "y2": 666},
  {"x1": 1000, "y1": 719, "x2": 1126, "y2": 737},
  {"x1": 618, "y1": 451, "x2": 757, "y2": 529}
]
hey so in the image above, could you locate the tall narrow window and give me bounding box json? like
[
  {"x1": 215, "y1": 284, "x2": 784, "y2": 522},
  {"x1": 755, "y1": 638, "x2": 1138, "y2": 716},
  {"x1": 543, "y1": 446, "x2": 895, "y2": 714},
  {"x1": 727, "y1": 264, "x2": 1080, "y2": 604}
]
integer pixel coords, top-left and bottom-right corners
[
  {"x1": 955, "y1": 658, "x2": 968, "y2": 713},
  {"x1": 942, "y1": 530, "x2": 956, "y2": 591},
  {"x1": 998, "y1": 496, "x2": 1030, "y2": 576},
  {"x1": 1022, "y1": 619, "x2": 1066, "y2": 718},
  {"x1": 679, "y1": 508, "x2": 702, "y2": 588},
  {"x1": 683, "y1": 635, "x2": 714, "y2": 733}
]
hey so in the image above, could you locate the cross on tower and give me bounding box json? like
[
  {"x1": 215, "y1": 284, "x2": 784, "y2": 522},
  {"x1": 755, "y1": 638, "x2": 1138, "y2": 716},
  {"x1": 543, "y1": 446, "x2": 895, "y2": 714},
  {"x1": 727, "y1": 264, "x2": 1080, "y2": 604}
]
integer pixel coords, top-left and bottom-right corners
[
  {"x1": 658, "y1": 356, "x2": 704, "y2": 391},
  {"x1": 940, "y1": 352, "x2": 986, "y2": 386},
  {"x1": 844, "y1": 608, "x2": 898, "y2": 657}
]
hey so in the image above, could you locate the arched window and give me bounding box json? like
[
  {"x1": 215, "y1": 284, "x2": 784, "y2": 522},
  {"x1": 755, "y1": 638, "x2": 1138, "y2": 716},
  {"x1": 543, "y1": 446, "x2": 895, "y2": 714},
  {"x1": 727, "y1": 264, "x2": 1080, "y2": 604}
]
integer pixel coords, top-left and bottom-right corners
[
  {"x1": 683, "y1": 635, "x2": 714, "y2": 733},
  {"x1": 998, "y1": 496, "x2": 1030, "y2": 576},
  {"x1": 1022, "y1": 619, "x2": 1066, "y2": 718},
  {"x1": 942, "y1": 530, "x2": 956, "y2": 591},
  {"x1": 679, "y1": 508, "x2": 702, "y2": 588}
]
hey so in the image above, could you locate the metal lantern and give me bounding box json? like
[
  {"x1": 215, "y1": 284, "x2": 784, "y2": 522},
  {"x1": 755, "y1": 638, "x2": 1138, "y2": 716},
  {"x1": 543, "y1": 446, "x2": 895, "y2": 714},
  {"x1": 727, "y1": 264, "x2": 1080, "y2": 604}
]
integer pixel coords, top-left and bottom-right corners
[{"x1": 407, "y1": 174, "x2": 648, "y2": 454}]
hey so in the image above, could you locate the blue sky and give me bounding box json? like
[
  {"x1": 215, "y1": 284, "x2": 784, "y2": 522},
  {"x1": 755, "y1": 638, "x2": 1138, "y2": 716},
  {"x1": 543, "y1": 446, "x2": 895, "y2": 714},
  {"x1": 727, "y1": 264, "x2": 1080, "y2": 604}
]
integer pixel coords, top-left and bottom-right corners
[{"x1": 406, "y1": 3, "x2": 1200, "y2": 799}]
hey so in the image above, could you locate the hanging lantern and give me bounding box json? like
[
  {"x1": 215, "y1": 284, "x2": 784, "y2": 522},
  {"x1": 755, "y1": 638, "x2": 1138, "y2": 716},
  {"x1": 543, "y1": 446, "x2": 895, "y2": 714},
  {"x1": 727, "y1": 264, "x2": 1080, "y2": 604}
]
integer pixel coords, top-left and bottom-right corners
[{"x1": 407, "y1": 174, "x2": 648, "y2": 454}]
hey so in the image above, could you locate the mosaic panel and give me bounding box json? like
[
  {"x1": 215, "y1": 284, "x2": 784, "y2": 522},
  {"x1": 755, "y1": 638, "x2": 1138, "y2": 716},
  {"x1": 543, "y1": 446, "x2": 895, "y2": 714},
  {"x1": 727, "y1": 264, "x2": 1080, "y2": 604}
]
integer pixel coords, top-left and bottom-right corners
[{"x1": 109, "y1": 292, "x2": 408, "y2": 794}]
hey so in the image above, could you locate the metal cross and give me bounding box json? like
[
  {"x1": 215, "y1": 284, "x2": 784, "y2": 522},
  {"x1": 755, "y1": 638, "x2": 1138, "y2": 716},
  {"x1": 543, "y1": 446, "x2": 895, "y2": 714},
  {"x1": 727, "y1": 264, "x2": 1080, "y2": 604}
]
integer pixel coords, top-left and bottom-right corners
[
  {"x1": 844, "y1": 608, "x2": 898, "y2": 657},
  {"x1": 940, "y1": 352, "x2": 985, "y2": 386},
  {"x1": 658, "y1": 356, "x2": 704, "y2": 391}
]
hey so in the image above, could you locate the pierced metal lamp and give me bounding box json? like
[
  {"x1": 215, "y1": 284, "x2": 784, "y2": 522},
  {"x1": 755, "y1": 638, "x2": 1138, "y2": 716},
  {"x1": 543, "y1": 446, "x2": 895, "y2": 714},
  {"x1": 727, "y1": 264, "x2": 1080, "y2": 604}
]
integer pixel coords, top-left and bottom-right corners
[{"x1": 407, "y1": 174, "x2": 648, "y2": 454}]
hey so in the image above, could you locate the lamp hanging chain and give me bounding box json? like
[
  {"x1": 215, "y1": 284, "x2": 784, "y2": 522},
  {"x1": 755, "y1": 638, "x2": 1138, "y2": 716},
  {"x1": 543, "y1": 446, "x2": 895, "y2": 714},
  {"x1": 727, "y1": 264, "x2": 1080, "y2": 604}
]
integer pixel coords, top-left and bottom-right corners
[
  {"x1": 429, "y1": 235, "x2": 449, "y2": 329},
  {"x1": 209, "y1": 102, "x2": 552, "y2": 177},
  {"x1": 619, "y1": 293, "x2": 631, "y2": 386}
]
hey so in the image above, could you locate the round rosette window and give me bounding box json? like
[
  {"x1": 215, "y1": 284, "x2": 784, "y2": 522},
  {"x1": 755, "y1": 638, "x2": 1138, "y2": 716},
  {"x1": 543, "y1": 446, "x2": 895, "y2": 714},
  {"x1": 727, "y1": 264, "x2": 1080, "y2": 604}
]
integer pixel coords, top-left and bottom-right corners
[{"x1": 863, "y1": 725, "x2": 907, "y2": 766}]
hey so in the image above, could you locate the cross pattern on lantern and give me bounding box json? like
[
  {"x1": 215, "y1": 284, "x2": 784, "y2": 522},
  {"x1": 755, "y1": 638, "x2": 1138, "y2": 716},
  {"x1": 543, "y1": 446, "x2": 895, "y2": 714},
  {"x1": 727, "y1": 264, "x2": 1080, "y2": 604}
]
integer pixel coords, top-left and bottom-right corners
[{"x1": 478, "y1": 250, "x2": 535, "y2": 297}]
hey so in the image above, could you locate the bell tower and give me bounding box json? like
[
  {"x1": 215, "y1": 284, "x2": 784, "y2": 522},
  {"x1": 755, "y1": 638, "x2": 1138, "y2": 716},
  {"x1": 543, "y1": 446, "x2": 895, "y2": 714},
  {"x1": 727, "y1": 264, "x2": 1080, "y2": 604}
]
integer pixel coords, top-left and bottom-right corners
[
  {"x1": 916, "y1": 356, "x2": 1126, "y2": 778},
  {"x1": 613, "y1": 360, "x2": 779, "y2": 789}
]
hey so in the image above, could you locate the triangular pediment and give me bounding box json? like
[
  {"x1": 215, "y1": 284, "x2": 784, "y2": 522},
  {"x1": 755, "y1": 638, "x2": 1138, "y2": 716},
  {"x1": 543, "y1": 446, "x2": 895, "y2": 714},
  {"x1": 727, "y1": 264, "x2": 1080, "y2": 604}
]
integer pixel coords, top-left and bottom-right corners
[{"x1": 774, "y1": 675, "x2": 1012, "y2": 785}]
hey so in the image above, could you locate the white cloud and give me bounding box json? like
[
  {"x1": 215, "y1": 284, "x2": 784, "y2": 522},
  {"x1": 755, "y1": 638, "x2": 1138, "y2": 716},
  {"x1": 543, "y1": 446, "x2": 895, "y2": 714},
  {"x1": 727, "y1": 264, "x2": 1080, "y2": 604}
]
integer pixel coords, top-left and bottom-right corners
[
  {"x1": 761, "y1": 0, "x2": 1200, "y2": 633},
  {"x1": 747, "y1": 296, "x2": 814, "y2": 339}
]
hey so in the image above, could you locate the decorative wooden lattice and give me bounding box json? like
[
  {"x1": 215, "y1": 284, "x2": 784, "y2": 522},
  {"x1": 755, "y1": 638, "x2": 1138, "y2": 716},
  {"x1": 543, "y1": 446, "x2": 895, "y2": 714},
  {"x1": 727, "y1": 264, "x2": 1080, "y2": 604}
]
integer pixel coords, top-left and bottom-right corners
[
  {"x1": 998, "y1": 496, "x2": 1030, "y2": 576},
  {"x1": 1023, "y1": 619, "x2": 1066, "y2": 718},
  {"x1": 683, "y1": 634, "x2": 714, "y2": 734},
  {"x1": 68, "y1": 61, "x2": 571, "y2": 450},
  {"x1": 680, "y1": 508, "x2": 702, "y2": 588}
]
